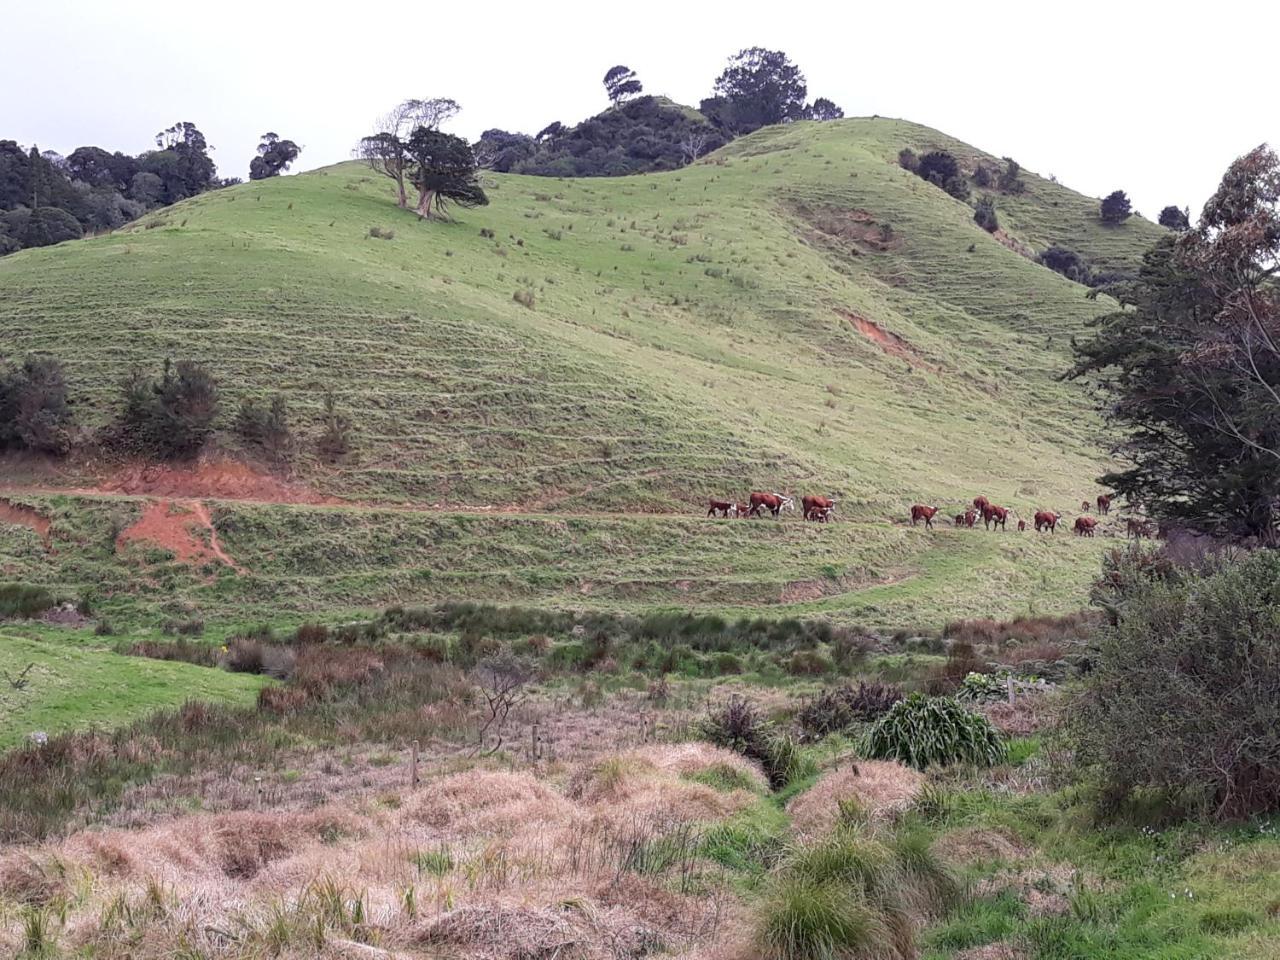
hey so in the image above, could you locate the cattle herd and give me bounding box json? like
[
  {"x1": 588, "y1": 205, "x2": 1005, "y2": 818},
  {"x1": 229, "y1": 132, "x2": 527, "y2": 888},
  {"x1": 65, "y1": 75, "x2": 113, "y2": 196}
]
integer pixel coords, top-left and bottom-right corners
[{"x1": 707, "y1": 491, "x2": 1156, "y2": 539}]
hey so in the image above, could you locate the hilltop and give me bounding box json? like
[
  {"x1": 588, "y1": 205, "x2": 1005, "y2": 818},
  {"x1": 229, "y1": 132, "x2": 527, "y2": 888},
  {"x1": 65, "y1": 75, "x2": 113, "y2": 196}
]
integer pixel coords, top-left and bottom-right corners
[{"x1": 0, "y1": 118, "x2": 1164, "y2": 627}]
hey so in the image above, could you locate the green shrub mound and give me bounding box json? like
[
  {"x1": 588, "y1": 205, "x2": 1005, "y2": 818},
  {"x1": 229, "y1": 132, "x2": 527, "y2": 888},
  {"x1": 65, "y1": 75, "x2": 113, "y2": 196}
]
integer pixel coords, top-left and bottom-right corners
[
  {"x1": 753, "y1": 826, "x2": 958, "y2": 960},
  {"x1": 864, "y1": 693, "x2": 1006, "y2": 770},
  {"x1": 1071, "y1": 548, "x2": 1280, "y2": 819},
  {"x1": 700, "y1": 695, "x2": 808, "y2": 789}
]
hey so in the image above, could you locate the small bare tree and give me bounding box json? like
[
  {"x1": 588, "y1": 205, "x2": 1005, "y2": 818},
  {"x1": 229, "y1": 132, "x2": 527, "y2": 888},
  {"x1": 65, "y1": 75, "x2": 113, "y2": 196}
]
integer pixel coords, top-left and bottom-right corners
[
  {"x1": 472, "y1": 653, "x2": 536, "y2": 754},
  {"x1": 680, "y1": 130, "x2": 710, "y2": 165},
  {"x1": 4, "y1": 663, "x2": 34, "y2": 691}
]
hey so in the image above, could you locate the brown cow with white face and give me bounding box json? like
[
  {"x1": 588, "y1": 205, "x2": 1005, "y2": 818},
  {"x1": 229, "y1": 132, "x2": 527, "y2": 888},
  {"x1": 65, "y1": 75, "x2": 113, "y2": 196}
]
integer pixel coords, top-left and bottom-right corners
[
  {"x1": 707, "y1": 499, "x2": 734, "y2": 518},
  {"x1": 985, "y1": 505, "x2": 1010, "y2": 530},
  {"x1": 910, "y1": 504, "x2": 940, "y2": 529},
  {"x1": 1034, "y1": 510, "x2": 1059, "y2": 533},
  {"x1": 974, "y1": 496, "x2": 991, "y2": 515},
  {"x1": 735, "y1": 502, "x2": 751, "y2": 519},
  {"x1": 1074, "y1": 515, "x2": 1098, "y2": 537},
  {"x1": 802, "y1": 495, "x2": 837, "y2": 522},
  {"x1": 749, "y1": 491, "x2": 794, "y2": 518},
  {"x1": 964, "y1": 509, "x2": 977, "y2": 528},
  {"x1": 1097, "y1": 494, "x2": 1112, "y2": 515}
]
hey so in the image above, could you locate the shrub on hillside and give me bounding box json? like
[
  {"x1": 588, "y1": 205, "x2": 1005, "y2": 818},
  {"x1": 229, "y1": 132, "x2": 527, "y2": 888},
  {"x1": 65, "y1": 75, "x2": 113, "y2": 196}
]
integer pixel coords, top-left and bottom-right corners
[
  {"x1": 897, "y1": 148, "x2": 918, "y2": 173},
  {"x1": 974, "y1": 197, "x2": 999, "y2": 233},
  {"x1": 798, "y1": 682, "x2": 903, "y2": 739},
  {"x1": 0, "y1": 355, "x2": 73, "y2": 454},
  {"x1": 701, "y1": 696, "x2": 806, "y2": 789},
  {"x1": 1038, "y1": 244, "x2": 1092, "y2": 285},
  {"x1": 115, "y1": 359, "x2": 218, "y2": 459},
  {"x1": 865, "y1": 693, "x2": 1006, "y2": 770},
  {"x1": 997, "y1": 157, "x2": 1026, "y2": 194},
  {"x1": 1070, "y1": 549, "x2": 1280, "y2": 819},
  {"x1": 1100, "y1": 189, "x2": 1132, "y2": 223},
  {"x1": 234, "y1": 393, "x2": 294, "y2": 464},
  {"x1": 316, "y1": 389, "x2": 353, "y2": 462},
  {"x1": 0, "y1": 583, "x2": 57, "y2": 619}
]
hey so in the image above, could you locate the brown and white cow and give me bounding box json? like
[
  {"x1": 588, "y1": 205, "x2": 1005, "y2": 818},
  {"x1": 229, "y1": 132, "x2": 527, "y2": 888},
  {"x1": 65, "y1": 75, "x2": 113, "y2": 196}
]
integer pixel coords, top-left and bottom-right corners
[
  {"x1": 707, "y1": 499, "x2": 735, "y2": 518},
  {"x1": 735, "y1": 502, "x2": 751, "y2": 519},
  {"x1": 964, "y1": 509, "x2": 978, "y2": 528},
  {"x1": 985, "y1": 504, "x2": 1010, "y2": 531},
  {"x1": 749, "y1": 491, "x2": 795, "y2": 518},
  {"x1": 954, "y1": 513, "x2": 967, "y2": 527},
  {"x1": 1034, "y1": 510, "x2": 1059, "y2": 533},
  {"x1": 1097, "y1": 494, "x2": 1112, "y2": 516},
  {"x1": 973, "y1": 495, "x2": 991, "y2": 515},
  {"x1": 802, "y1": 495, "x2": 837, "y2": 522},
  {"x1": 910, "y1": 504, "x2": 940, "y2": 529},
  {"x1": 1074, "y1": 515, "x2": 1098, "y2": 537}
]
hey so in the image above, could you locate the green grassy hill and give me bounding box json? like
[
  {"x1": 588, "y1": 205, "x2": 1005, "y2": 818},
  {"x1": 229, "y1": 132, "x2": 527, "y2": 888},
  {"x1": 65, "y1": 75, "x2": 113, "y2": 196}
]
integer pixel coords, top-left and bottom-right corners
[{"x1": 0, "y1": 117, "x2": 1164, "y2": 627}]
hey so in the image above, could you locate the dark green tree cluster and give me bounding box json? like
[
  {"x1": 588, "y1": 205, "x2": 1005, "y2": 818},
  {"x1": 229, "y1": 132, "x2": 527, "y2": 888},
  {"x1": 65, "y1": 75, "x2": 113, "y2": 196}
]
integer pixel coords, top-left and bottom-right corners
[
  {"x1": 1, "y1": 121, "x2": 220, "y2": 256},
  {"x1": 1158, "y1": 204, "x2": 1191, "y2": 230},
  {"x1": 603, "y1": 65, "x2": 643, "y2": 107},
  {"x1": 117, "y1": 360, "x2": 219, "y2": 459},
  {"x1": 910, "y1": 150, "x2": 970, "y2": 200},
  {"x1": 1100, "y1": 189, "x2": 1132, "y2": 223},
  {"x1": 249, "y1": 133, "x2": 301, "y2": 180},
  {"x1": 1072, "y1": 144, "x2": 1280, "y2": 542},
  {"x1": 973, "y1": 196, "x2": 999, "y2": 233},
  {"x1": 0, "y1": 356, "x2": 72, "y2": 454},
  {"x1": 699, "y1": 47, "x2": 841, "y2": 135}
]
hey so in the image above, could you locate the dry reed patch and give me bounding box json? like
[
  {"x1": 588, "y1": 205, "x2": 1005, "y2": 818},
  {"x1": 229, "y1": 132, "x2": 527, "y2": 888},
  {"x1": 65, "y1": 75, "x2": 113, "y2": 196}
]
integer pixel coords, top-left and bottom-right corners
[
  {"x1": 979, "y1": 695, "x2": 1061, "y2": 737},
  {"x1": 0, "y1": 852, "x2": 68, "y2": 905},
  {"x1": 405, "y1": 769, "x2": 578, "y2": 836},
  {"x1": 567, "y1": 755, "x2": 755, "y2": 827},
  {"x1": 787, "y1": 762, "x2": 924, "y2": 836},
  {"x1": 625, "y1": 743, "x2": 767, "y2": 791},
  {"x1": 934, "y1": 826, "x2": 1030, "y2": 866}
]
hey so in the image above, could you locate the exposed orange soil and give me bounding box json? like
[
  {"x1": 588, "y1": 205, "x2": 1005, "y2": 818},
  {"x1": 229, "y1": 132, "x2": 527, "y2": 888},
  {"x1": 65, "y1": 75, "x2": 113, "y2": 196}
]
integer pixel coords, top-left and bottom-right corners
[
  {"x1": 0, "y1": 497, "x2": 52, "y2": 546},
  {"x1": 116, "y1": 499, "x2": 246, "y2": 573},
  {"x1": 100, "y1": 458, "x2": 334, "y2": 504},
  {"x1": 838, "y1": 308, "x2": 941, "y2": 373}
]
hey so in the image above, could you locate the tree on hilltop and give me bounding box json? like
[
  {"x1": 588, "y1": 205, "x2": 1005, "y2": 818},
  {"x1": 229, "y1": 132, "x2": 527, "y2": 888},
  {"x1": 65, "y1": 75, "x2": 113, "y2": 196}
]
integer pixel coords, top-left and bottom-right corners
[
  {"x1": 359, "y1": 99, "x2": 460, "y2": 208},
  {"x1": 249, "y1": 133, "x2": 301, "y2": 180},
  {"x1": 603, "y1": 66, "x2": 643, "y2": 107},
  {"x1": 474, "y1": 129, "x2": 536, "y2": 172},
  {"x1": 807, "y1": 97, "x2": 844, "y2": 121},
  {"x1": 1158, "y1": 204, "x2": 1191, "y2": 230},
  {"x1": 705, "y1": 47, "x2": 807, "y2": 134},
  {"x1": 1100, "y1": 189, "x2": 1132, "y2": 223},
  {"x1": 147, "y1": 121, "x2": 218, "y2": 202},
  {"x1": 405, "y1": 128, "x2": 487, "y2": 219}
]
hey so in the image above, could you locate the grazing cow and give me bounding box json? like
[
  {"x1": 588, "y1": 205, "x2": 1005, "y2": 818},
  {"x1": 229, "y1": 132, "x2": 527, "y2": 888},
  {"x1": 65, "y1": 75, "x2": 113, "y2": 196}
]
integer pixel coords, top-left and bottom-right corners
[
  {"x1": 973, "y1": 495, "x2": 991, "y2": 515},
  {"x1": 802, "y1": 495, "x2": 837, "y2": 522},
  {"x1": 707, "y1": 499, "x2": 735, "y2": 518},
  {"x1": 1074, "y1": 515, "x2": 1098, "y2": 537},
  {"x1": 964, "y1": 509, "x2": 977, "y2": 528},
  {"x1": 954, "y1": 513, "x2": 966, "y2": 527},
  {"x1": 1034, "y1": 510, "x2": 1059, "y2": 533},
  {"x1": 807, "y1": 505, "x2": 834, "y2": 523},
  {"x1": 1097, "y1": 494, "x2": 1112, "y2": 515},
  {"x1": 1017, "y1": 519, "x2": 1026, "y2": 532},
  {"x1": 735, "y1": 502, "x2": 751, "y2": 519},
  {"x1": 1126, "y1": 518, "x2": 1153, "y2": 539},
  {"x1": 985, "y1": 505, "x2": 1010, "y2": 530},
  {"x1": 1081, "y1": 500, "x2": 1091, "y2": 512},
  {"x1": 910, "y1": 504, "x2": 939, "y2": 529},
  {"x1": 749, "y1": 491, "x2": 795, "y2": 519}
]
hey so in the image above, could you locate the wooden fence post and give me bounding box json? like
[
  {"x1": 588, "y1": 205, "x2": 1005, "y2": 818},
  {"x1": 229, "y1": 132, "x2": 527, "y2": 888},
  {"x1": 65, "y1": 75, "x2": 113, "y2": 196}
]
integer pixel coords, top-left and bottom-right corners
[
  {"x1": 1006, "y1": 675, "x2": 1015, "y2": 705},
  {"x1": 410, "y1": 739, "x2": 420, "y2": 787},
  {"x1": 255, "y1": 776, "x2": 263, "y2": 809}
]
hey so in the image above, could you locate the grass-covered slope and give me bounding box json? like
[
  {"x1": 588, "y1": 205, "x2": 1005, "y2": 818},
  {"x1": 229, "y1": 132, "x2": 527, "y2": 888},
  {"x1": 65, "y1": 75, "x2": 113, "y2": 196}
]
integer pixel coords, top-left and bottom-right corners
[{"x1": 0, "y1": 118, "x2": 1159, "y2": 513}]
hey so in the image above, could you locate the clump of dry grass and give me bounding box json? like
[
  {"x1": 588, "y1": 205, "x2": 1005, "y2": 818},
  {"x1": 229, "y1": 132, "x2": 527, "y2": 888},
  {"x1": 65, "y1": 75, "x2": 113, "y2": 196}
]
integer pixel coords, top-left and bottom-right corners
[
  {"x1": 978, "y1": 694, "x2": 1061, "y2": 737},
  {"x1": 787, "y1": 762, "x2": 925, "y2": 837},
  {"x1": 933, "y1": 826, "x2": 1029, "y2": 866},
  {"x1": 406, "y1": 769, "x2": 577, "y2": 836}
]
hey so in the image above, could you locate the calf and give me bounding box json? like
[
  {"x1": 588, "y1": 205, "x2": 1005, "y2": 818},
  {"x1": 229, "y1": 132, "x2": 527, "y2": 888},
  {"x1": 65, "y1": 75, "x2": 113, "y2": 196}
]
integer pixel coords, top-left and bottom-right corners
[
  {"x1": 910, "y1": 504, "x2": 940, "y2": 529},
  {"x1": 985, "y1": 504, "x2": 1010, "y2": 530},
  {"x1": 707, "y1": 499, "x2": 734, "y2": 518},
  {"x1": 1097, "y1": 494, "x2": 1112, "y2": 516},
  {"x1": 1126, "y1": 518, "x2": 1152, "y2": 539},
  {"x1": 749, "y1": 491, "x2": 795, "y2": 519},
  {"x1": 1034, "y1": 510, "x2": 1059, "y2": 533},
  {"x1": 1074, "y1": 515, "x2": 1098, "y2": 537},
  {"x1": 735, "y1": 502, "x2": 751, "y2": 519},
  {"x1": 1081, "y1": 500, "x2": 1091, "y2": 512},
  {"x1": 954, "y1": 513, "x2": 966, "y2": 527},
  {"x1": 802, "y1": 495, "x2": 837, "y2": 522},
  {"x1": 807, "y1": 505, "x2": 834, "y2": 523},
  {"x1": 1017, "y1": 519, "x2": 1026, "y2": 532},
  {"x1": 964, "y1": 509, "x2": 977, "y2": 528}
]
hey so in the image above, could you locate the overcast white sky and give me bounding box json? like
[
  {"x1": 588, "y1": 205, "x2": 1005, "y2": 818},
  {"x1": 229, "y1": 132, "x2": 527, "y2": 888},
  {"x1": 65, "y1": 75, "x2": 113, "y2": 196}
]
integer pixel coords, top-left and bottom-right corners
[{"x1": 4, "y1": 0, "x2": 1277, "y2": 219}]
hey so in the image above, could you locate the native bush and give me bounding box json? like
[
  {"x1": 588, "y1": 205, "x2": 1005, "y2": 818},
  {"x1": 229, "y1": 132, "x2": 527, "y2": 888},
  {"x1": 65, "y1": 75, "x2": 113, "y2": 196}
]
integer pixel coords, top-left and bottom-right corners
[
  {"x1": 317, "y1": 389, "x2": 353, "y2": 461},
  {"x1": 115, "y1": 359, "x2": 218, "y2": 459},
  {"x1": 701, "y1": 696, "x2": 806, "y2": 789},
  {"x1": 797, "y1": 682, "x2": 903, "y2": 739},
  {"x1": 1070, "y1": 549, "x2": 1280, "y2": 819},
  {"x1": 974, "y1": 197, "x2": 998, "y2": 233},
  {"x1": 0, "y1": 355, "x2": 73, "y2": 454},
  {"x1": 234, "y1": 393, "x2": 295, "y2": 463},
  {"x1": 865, "y1": 693, "x2": 1006, "y2": 769},
  {"x1": 1038, "y1": 245, "x2": 1092, "y2": 285},
  {"x1": 0, "y1": 583, "x2": 57, "y2": 619}
]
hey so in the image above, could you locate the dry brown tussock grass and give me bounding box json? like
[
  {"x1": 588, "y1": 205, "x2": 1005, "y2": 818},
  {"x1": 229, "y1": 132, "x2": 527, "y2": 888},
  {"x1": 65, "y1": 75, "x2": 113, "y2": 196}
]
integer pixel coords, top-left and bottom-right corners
[
  {"x1": 934, "y1": 826, "x2": 1030, "y2": 865},
  {"x1": 979, "y1": 694, "x2": 1061, "y2": 737},
  {"x1": 787, "y1": 761, "x2": 925, "y2": 836}
]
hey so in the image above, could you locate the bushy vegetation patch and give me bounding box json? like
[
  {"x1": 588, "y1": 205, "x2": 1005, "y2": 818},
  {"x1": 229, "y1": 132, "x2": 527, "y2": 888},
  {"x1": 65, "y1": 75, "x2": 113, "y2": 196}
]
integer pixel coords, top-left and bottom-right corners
[
  {"x1": 865, "y1": 694, "x2": 1006, "y2": 770},
  {"x1": 700, "y1": 696, "x2": 809, "y2": 790},
  {"x1": 1071, "y1": 548, "x2": 1280, "y2": 819},
  {"x1": 0, "y1": 582, "x2": 58, "y2": 619},
  {"x1": 797, "y1": 682, "x2": 903, "y2": 740}
]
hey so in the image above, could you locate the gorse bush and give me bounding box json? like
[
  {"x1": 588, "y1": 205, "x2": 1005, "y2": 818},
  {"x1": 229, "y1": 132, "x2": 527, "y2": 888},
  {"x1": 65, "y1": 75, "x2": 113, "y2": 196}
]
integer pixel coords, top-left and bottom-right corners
[
  {"x1": 115, "y1": 359, "x2": 218, "y2": 459},
  {"x1": 798, "y1": 682, "x2": 903, "y2": 739},
  {"x1": 865, "y1": 693, "x2": 1006, "y2": 770},
  {"x1": 234, "y1": 393, "x2": 294, "y2": 464},
  {"x1": 0, "y1": 355, "x2": 73, "y2": 454},
  {"x1": 1070, "y1": 549, "x2": 1280, "y2": 819}
]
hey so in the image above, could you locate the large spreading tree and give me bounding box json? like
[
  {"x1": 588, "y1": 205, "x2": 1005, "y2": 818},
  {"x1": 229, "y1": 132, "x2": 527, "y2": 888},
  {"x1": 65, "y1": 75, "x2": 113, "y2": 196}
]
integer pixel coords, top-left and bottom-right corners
[
  {"x1": 702, "y1": 47, "x2": 807, "y2": 134},
  {"x1": 1071, "y1": 144, "x2": 1280, "y2": 542},
  {"x1": 358, "y1": 98, "x2": 460, "y2": 208},
  {"x1": 249, "y1": 133, "x2": 301, "y2": 179},
  {"x1": 603, "y1": 66, "x2": 642, "y2": 107},
  {"x1": 404, "y1": 127, "x2": 487, "y2": 219}
]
